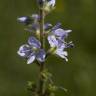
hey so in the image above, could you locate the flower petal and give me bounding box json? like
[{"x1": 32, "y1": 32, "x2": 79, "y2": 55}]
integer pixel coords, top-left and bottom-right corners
[
  {"x1": 48, "y1": 35, "x2": 58, "y2": 47},
  {"x1": 17, "y1": 44, "x2": 31, "y2": 57},
  {"x1": 53, "y1": 28, "x2": 72, "y2": 39},
  {"x1": 36, "y1": 49, "x2": 46, "y2": 62},
  {"x1": 52, "y1": 22, "x2": 61, "y2": 31},
  {"x1": 28, "y1": 36, "x2": 41, "y2": 48},
  {"x1": 65, "y1": 30, "x2": 72, "y2": 33},
  {"x1": 55, "y1": 49, "x2": 68, "y2": 61},
  {"x1": 56, "y1": 39, "x2": 65, "y2": 49},
  {"x1": 27, "y1": 53, "x2": 36, "y2": 64},
  {"x1": 52, "y1": 28, "x2": 66, "y2": 37}
]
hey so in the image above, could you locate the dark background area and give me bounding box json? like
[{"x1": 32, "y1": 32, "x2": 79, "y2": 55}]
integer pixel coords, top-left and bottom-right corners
[{"x1": 0, "y1": 0, "x2": 96, "y2": 96}]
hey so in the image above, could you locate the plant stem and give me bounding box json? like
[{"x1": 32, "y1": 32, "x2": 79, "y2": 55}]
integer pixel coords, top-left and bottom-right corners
[
  {"x1": 39, "y1": 4, "x2": 45, "y2": 96},
  {"x1": 39, "y1": 62, "x2": 45, "y2": 96},
  {"x1": 40, "y1": 7, "x2": 44, "y2": 49}
]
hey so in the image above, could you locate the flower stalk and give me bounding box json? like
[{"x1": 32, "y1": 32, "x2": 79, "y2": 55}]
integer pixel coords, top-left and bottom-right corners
[
  {"x1": 39, "y1": 2, "x2": 45, "y2": 96},
  {"x1": 40, "y1": 7, "x2": 45, "y2": 49}
]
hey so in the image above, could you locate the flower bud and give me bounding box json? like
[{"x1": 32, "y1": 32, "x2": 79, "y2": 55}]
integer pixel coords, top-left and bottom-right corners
[{"x1": 17, "y1": 16, "x2": 32, "y2": 25}]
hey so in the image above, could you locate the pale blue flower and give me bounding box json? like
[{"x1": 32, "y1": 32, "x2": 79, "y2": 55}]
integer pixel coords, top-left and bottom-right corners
[
  {"x1": 48, "y1": 35, "x2": 68, "y2": 61},
  {"x1": 47, "y1": 24, "x2": 73, "y2": 61},
  {"x1": 17, "y1": 36, "x2": 46, "y2": 64}
]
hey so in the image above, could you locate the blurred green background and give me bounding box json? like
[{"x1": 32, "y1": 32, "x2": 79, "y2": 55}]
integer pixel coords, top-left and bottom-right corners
[{"x1": 0, "y1": 0, "x2": 96, "y2": 96}]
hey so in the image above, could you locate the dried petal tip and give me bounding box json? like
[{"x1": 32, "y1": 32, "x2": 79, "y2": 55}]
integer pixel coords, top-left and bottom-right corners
[
  {"x1": 66, "y1": 42, "x2": 74, "y2": 48},
  {"x1": 65, "y1": 30, "x2": 72, "y2": 33}
]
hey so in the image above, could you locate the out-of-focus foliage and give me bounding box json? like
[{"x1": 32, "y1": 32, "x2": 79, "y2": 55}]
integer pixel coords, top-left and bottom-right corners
[{"x1": 0, "y1": 0, "x2": 96, "y2": 96}]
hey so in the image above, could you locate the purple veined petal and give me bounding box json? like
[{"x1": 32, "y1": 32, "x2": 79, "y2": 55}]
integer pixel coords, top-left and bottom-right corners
[
  {"x1": 56, "y1": 49, "x2": 68, "y2": 56},
  {"x1": 17, "y1": 44, "x2": 31, "y2": 57},
  {"x1": 58, "y1": 29, "x2": 72, "y2": 40},
  {"x1": 48, "y1": 35, "x2": 58, "y2": 47},
  {"x1": 17, "y1": 16, "x2": 32, "y2": 25},
  {"x1": 52, "y1": 28, "x2": 72, "y2": 38},
  {"x1": 27, "y1": 52, "x2": 36, "y2": 64},
  {"x1": 36, "y1": 49, "x2": 46, "y2": 62},
  {"x1": 57, "y1": 39, "x2": 64, "y2": 46},
  {"x1": 28, "y1": 36, "x2": 41, "y2": 48},
  {"x1": 52, "y1": 22, "x2": 61, "y2": 31},
  {"x1": 52, "y1": 28, "x2": 67, "y2": 37},
  {"x1": 57, "y1": 42, "x2": 66, "y2": 50},
  {"x1": 47, "y1": 0, "x2": 56, "y2": 6},
  {"x1": 55, "y1": 49, "x2": 68, "y2": 61}
]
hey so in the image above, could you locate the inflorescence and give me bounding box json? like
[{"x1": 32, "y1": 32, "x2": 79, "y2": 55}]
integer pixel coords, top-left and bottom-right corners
[
  {"x1": 17, "y1": 0, "x2": 74, "y2": 95},
  {"x1": 17, "y1": 0, "x2": 73, "y2": 64}
]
